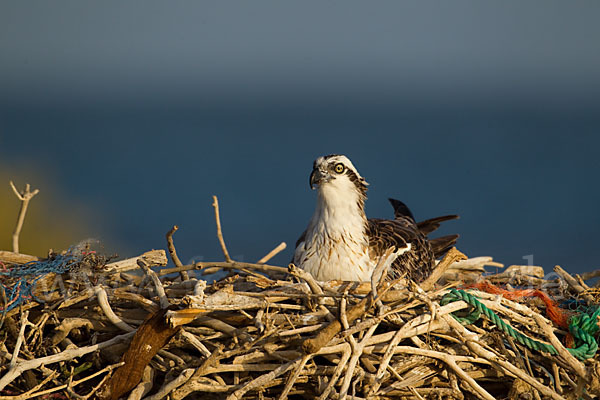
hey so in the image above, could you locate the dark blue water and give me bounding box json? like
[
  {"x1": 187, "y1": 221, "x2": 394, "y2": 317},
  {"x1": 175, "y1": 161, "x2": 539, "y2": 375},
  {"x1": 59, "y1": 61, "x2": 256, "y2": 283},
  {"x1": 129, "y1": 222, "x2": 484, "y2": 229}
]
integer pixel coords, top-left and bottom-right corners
[{"x1": 1, "y1": 102, "x2": 599, "y2": 274}]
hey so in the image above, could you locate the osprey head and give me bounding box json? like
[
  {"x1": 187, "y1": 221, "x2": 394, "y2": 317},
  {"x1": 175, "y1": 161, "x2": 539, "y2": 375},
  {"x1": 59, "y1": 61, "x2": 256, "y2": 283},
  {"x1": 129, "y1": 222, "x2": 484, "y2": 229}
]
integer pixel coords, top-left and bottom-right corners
[{"x1": 309, "y1": 154, "x2": 369, "y2": 195}]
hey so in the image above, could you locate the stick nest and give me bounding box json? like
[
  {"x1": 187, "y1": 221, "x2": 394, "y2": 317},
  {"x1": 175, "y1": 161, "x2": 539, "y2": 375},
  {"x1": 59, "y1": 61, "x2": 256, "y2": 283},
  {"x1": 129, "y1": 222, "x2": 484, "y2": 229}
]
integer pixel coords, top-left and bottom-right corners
[{"x1": 2, "y1": 215, "x2": 600, "y2": 399}]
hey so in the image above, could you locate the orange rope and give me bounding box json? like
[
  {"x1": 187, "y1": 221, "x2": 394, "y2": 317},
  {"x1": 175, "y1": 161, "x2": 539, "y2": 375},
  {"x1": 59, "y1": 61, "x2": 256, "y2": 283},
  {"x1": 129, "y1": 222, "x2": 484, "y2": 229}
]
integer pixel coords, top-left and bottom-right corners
[{"x1": 467, "y1": 280, "x2": 571, "y2": 329}]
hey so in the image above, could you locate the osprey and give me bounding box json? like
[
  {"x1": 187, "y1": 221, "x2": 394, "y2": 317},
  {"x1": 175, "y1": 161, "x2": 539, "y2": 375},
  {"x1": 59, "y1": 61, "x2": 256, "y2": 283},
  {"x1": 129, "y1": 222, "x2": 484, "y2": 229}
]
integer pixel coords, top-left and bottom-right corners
[{"x1": 293, "y1": 155, "x2": 458, "y2": 282}]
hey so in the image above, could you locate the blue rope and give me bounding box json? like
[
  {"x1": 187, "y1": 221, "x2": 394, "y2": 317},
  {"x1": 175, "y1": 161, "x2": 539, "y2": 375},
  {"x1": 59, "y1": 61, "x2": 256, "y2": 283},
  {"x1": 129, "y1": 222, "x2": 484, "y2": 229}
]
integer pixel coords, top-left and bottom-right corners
[{"x1": 0, "y1": 252, "x2": 79, "y2": 312}]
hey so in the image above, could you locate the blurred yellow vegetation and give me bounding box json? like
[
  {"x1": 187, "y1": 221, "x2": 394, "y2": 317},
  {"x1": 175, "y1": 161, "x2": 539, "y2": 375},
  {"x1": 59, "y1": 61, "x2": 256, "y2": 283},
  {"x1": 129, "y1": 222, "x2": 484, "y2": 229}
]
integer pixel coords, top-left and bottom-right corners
[{"x1": 0, "y1": 168, "x2": 98, "y2": 257}]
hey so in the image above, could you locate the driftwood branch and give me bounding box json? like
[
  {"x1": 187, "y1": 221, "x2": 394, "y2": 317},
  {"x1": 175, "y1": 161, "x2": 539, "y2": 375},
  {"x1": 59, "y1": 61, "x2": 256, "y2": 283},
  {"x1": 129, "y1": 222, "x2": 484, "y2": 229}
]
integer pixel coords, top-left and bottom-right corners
[
  {"x1": 420, "y1": 247, "x2": 467, "y2": 291},
  {"x1": 212, "y1": 195, "x2": 232, "y2": 262},
  {"x1": 137, "y1": 259, "x2": 170, "y2": 309},
  {"x1": 9, "y1": 181, "x2": 39, "y2": 253},
  {"x1": 104, "y1": 250, "x2": 168, "y2": 274},
  {"x1": 157, "y1": 260, "x2": 289, "y2": 277},
  {"x1": 9, "y1": 310, "x2": 29, "y2": 369},
  {"x1": 257, "y1": 241, "x2": 287, "y2": 264},
  {"x1": 0, "y1": 251, "x2": 38, "y2": 265},
  {"x1": 166, "y1": 225, "x2": 189, "y2": 281},
  {"x1": 554, "y1": 265, "x2": 595, "y2": 304}
]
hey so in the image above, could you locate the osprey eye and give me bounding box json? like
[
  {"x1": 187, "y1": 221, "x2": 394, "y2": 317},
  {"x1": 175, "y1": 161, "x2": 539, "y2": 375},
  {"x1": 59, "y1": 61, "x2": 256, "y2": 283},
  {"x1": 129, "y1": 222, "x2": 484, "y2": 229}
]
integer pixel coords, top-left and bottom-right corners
[{"x1": 334, "y1": 163, "x2": 344, "y2": 174}]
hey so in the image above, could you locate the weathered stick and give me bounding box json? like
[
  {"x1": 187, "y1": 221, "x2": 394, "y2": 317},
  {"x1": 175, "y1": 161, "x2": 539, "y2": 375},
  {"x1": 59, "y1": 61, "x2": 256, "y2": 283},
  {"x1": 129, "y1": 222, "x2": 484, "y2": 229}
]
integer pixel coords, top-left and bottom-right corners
[
  {"x1": 179, "y1": 330, "x2": 211, "y2": 357},
  {"x1": 166, "y1": 225, "x2": 189, "y2": 281},
  {"x1": 0, "y1": 370, "x2": 58, "y2": 400},
  {"x1": 212, "y1": 195, "x2": 232, "y2": 262},
  {"x1": 9, "y1": 310, "x2": 29, "y2": 369},
  {"x1": 288, "y1": 264, "x2": 324, "y2": 296},
  {"x1": 554, "y1": 265, "x2": 595, "y2": 304},
  {"x1": 278, "y1": 354, "x2": 311, "y2": 400},
  {"x1": 105, "y1": 250, "x2": 168, "y2": 274},
  {"x1": 257, "y1": 242, "x2": 287, "y2": 264},
  {"x1": 581, "y1": 268, "x2": 600, "y2": 281},
  {"x1": 158, "y1": 260, "x2": 289, "y2": 276},
  {"x1": 302, "y1": 295, "x2": 371, "y2": 354},
  {"x1": 0, "y1": 251, "x2": 38, "y2": 265},
  {"x1": 144, "y1": 368, "x2": 195, "y2": 400},
  {"x1": 339, "y1": 323, "x2": 380, "y2": 399},
  {"x1": 126, "y1": 366, "x2": 154, "y2": 400},
  {"x1": 368, "y1": 327, "x2": 406, "y2": 396},
  {"x1": 226, "y1": 357, "x2": 303, "y2": 400},
  {"x1": 420, "y1": 247, "x2": 467, "y2": 291},
  {"x1": 50, "y1": 317, "x2": 93, "y2": 345},
  {"x1": 95, "y1": 286, "x2": 135, "y2": 332},
  {"x1": 9, "y1": 181, "x2": 39, "y2": 253},
  {"x1": 317, "y1": 348, "x2": 351, "y2": 400},
  {"x1": 531, "y1": 312, "x2": 586, "y2": 378},
  {"x1": 137, "y1": 259, "x2": 170, "y2": 309}
]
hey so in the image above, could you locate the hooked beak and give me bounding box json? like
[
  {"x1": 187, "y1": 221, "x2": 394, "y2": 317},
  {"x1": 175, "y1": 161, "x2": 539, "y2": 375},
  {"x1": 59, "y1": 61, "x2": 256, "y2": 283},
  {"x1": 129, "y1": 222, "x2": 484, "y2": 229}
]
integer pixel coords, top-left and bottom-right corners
[{"x1": 310, "y1": 168, "x2": 330, "y2": 189}]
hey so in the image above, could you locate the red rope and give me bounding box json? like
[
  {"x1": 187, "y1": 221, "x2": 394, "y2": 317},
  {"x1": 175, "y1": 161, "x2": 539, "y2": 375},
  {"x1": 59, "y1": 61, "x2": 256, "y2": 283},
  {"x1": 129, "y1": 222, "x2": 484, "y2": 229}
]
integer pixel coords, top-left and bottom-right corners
[{"x1": 467, "y1": 280, "x2": 571, "y2": 329}]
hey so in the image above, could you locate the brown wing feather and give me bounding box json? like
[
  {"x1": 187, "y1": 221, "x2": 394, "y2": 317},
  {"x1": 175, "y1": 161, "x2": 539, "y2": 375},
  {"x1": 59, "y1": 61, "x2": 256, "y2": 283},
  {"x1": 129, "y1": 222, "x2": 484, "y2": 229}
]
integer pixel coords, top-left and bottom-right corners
[
  {"x1": 429, "y1": 234, "x2": 459, "y2": 258},
  {"x1": 367, "y1": 216, "x2": 434, "y2": 282},
  {"x1": 417, "y1": 215, "x2": 459, "y2": 235}
]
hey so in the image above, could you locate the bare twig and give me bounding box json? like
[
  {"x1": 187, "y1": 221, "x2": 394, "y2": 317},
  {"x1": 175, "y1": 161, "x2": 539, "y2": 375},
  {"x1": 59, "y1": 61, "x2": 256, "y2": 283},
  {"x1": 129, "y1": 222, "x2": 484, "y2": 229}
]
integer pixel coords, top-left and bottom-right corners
[
  {"x1": 368, "y1": 328, "x2": 406, "y2": 396},
  {"x1": 49, "y1": 317, "x2": 93, "y2": 345},
  {"x1": 94, "y1": 285, "x2": 136, "y2": 332},
  {"x1": 339, "y1": 322, "x2": 379, "y2": 399},
  {"x1": 67, "y1": 362, "x2": 113, "y2": 400},
  {"x1": 180, "y1": 329, "x2": 212, "y2": 357},
  {"x1": 531, "y1": 311, "x2": 586, "y2": 378},
  {"x1": 394, "y1": 346, "x2": 495, "y2": 400},
  {"x1": 0, "y1": 251, "x2": 38, "y2": 265},
  {"x1": 288, "y1": 263, "x2": 324, "y2": 296},
  {"x1": 317, "y1": 348, "x2": 351, "y2": 400},
  {"x1": 581, "y1": 268, "x2": 600, "y2": 281},
  {"x1": 9, "y1": 181, "x2": 39, "y2": 253},
  {"x1": 257, "y1": 242, "x2": 287, "y2": 264},
  {"x1": 158, "y1": 260, "x2": 289, "y2": 276},
  {"x1": 166, "y1": 225, "x2": 189, "y2": 280},
  {"x1": 138, "y1": 259, "x2": 170, "y2": 309},
  {"x1": 127, "y1": 366, "x2": 154, "y2": 400},
  {"x1": 104, "y1": 250, "x2": 168, "y2": 274},
  {"x1": 554, "y1": 265, "x2": 595, "y2": 304},
  {"x1": 278, "y1": 354, "x2": 311, "y2": 400},
  {"x1": 145, "y1": 368, "x2": 195, "y2": 400},
  {"x1": 420, "y1": 247, "x2": 467, "y2": 291},
  {"x1": 212, "y1": 195, "x2": 232, "y2": 262},
  {"x1": 9, "y1": 310, "x2": 29, "y2": 369},
  {"x1": 226, "y1": 358, "x2": 303, "y2": 400},
  {"x1": 371, "y1": 246, "x2": 397, "y2": 303}
]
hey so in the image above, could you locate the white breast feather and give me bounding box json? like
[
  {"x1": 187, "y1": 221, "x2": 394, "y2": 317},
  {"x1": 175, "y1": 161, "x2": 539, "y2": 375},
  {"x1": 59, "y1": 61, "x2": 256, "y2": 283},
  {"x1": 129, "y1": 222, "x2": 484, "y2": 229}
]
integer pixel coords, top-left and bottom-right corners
[{"x1": 294, "y1": 172, "x2": 374, "y2": 281}]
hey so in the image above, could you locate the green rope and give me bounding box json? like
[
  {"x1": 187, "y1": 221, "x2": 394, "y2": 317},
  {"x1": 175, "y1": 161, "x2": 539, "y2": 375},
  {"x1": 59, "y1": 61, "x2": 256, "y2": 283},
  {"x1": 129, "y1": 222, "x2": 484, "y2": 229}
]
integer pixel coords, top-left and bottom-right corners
[{"x1": 440, "y1": 289, "x2": 599, "y2": 361}]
